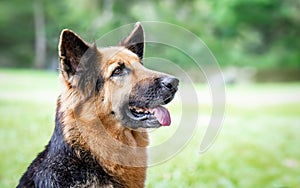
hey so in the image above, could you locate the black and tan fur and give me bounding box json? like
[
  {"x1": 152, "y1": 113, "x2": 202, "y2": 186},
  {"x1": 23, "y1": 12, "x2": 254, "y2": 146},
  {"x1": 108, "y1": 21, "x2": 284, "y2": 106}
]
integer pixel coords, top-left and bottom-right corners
[{"x1": 17, "y1": 23, "x2": 178, "y2": 188}]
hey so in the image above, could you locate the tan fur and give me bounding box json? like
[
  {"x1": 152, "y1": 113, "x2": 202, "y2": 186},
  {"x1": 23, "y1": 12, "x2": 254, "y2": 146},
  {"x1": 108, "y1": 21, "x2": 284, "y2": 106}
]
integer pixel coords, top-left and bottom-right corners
[{"x1": 58, "y1": 47, "x2": 156, "y2": 187}]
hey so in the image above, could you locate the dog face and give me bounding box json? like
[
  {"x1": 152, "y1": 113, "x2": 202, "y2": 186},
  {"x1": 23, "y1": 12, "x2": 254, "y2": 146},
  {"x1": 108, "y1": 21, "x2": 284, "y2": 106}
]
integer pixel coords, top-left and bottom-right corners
[{"x1": 58, "y1": 23, "x2": 179, "y2": 129}]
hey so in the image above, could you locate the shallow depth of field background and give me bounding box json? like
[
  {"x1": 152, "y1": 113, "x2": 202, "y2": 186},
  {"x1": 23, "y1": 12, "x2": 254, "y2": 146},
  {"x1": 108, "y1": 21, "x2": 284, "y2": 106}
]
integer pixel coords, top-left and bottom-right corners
[{"x1": 1, "y1": 0, "x2": 300, "y2": 187}]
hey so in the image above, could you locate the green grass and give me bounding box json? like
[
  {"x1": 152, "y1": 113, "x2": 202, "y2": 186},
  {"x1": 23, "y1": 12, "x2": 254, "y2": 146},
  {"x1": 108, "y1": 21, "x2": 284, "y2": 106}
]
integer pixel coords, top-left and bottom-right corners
[{"x1": 1, "y1": 69, "x2": 300, "y2": 187}]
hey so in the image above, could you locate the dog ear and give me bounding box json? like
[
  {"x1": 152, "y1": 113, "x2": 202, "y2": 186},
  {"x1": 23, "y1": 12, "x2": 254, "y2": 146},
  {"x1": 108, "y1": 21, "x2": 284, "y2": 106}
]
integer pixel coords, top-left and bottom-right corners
[
  {"x1": 58, "y1": 29, "x2": 101, "y2": 96},
  {"x1": 118, "y1": 22, "x2": 144, "y2": 60},
  {"x1": 58, "y1": 29, "x2": 90, "y2": 80}
]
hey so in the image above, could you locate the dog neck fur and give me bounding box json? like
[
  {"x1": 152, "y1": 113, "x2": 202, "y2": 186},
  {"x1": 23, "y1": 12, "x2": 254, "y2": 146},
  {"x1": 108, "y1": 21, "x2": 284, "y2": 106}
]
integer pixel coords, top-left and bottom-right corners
[{"x1": 58, "y1": 83, "x2": 149, "y2": 188}]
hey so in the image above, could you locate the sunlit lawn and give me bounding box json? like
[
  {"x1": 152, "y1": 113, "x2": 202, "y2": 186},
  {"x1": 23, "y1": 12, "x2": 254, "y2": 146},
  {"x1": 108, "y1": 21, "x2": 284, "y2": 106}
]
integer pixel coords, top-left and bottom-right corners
[{"x1": 1, "y1": 69, "x2": 300, "y2": 187}]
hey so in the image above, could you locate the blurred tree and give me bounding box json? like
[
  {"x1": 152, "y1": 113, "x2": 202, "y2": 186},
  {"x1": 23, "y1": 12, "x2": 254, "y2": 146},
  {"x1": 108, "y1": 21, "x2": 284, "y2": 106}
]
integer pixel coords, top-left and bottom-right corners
[
  {"x1": 0, "y1": 0, "x2": 34, "y2": 67},
  {"x1": 33, "y1": 0, "x2": 46, "y2": 69},
  {"x1": 0, "y1": 0, "x2": 299, "y2": 71},
  {"x1": 209, "y1": 0, "x2": 300, "y2": 68}
]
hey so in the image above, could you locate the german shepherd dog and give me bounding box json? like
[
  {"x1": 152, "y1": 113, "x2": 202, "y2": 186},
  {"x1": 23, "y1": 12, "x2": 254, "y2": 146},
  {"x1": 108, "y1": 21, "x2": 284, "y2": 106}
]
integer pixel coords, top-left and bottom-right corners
[{"x1": 17, "y1": 23, "x2": 178, "y2": 187}]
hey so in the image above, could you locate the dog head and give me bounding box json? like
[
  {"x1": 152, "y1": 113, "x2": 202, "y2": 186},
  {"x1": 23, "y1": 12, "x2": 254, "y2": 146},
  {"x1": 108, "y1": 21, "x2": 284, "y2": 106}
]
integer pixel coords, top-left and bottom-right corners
[{"x1": 58, "y1": 23, "x2": 179, "y2": 129}]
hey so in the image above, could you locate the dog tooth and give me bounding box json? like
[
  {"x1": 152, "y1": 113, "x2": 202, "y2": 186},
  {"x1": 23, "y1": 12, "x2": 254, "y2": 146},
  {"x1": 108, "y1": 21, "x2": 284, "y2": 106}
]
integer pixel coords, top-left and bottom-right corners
[{"x1": 136, "y1": 109, "x2": 144, "y2": 113}]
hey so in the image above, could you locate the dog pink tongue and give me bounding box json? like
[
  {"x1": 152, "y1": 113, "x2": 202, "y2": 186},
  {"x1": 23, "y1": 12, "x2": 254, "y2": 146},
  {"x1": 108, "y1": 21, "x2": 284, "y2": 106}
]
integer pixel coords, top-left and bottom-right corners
[{"x1": 150, "y1": 106, "x2": 171, "y2": 126}]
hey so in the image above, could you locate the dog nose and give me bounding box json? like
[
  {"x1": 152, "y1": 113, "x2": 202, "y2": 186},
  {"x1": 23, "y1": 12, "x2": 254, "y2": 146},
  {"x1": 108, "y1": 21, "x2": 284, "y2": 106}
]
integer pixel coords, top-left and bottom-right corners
[{"x1": 161, "y1": 77, "x2": 179, "y2": 91}]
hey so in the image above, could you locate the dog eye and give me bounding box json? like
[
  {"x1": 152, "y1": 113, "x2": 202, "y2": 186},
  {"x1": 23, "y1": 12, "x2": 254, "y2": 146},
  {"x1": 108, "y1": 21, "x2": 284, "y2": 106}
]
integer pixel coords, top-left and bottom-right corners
[{"x1": 111, "y1": 66, "x2": 123, "y2": 77}]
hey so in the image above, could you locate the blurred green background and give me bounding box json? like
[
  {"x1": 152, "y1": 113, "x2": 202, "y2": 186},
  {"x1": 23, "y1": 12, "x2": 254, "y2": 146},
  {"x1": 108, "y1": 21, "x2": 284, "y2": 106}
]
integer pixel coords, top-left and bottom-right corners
[
  {"x1": 1, "y1": 0, "x2": 300, "y2": 78},
  {"x1": 1, "y1": 0, "x2": 300, "y2": 187}
]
